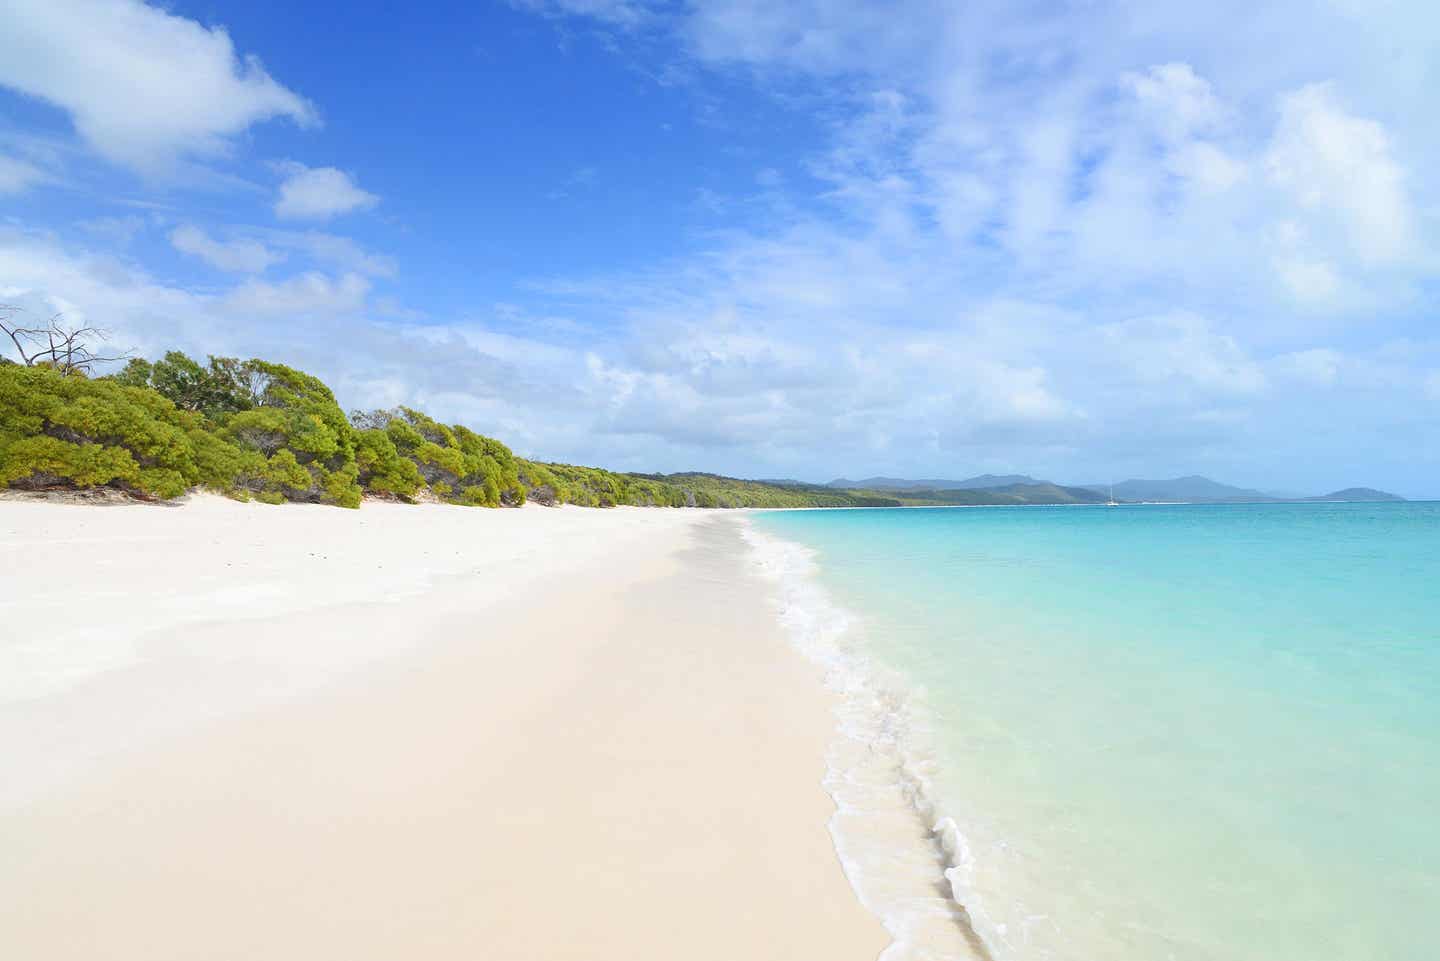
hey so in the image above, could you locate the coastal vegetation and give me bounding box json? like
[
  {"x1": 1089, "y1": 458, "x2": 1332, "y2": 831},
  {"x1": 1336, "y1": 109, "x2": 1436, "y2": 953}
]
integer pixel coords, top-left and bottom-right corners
[{"x1": 0, "y1": 338, "x2": 915, "y2": 509}]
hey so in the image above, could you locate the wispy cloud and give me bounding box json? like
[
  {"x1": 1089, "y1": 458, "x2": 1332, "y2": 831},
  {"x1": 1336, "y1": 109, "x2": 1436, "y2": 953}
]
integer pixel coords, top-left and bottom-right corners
[
  {"x1": 509, "y1": 0, "x2": 652, "y2": 29},
  {"x1": 0, "y1": 153, "x2": 52, "y2": 194},
  {"x1": 170, "y1": 224, "x2": 286, "y2": 274},
  {"x1": 256, "y1": 229, "x2": 398, "y2": 277},
  {"x1": 224, "y1": 271, "x2": 371, "y2": 315}
]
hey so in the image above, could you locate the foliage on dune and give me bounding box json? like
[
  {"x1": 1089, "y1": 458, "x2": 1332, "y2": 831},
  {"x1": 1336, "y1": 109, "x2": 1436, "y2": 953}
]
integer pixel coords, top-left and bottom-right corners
[
  {"x1": 1, "y1": 355, "x2": 364, "y2": 506},
  {"x1": 1, "y1": 363, "x2": 227, "y2": 499},
  {"x1": 0, "y1": 352, "x2": 902, "y2": 509}
]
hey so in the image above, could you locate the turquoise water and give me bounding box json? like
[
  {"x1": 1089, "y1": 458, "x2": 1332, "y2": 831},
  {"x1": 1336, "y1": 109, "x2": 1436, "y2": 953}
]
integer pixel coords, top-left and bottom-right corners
[{"x1": 751, "y1": 503, "x2": 1440, "y2": 961}]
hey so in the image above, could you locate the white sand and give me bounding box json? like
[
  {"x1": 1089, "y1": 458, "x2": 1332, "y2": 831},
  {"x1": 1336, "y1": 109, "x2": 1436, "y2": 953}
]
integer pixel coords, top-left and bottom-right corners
[{"x1": 0, "y1": 495, "x2": 887, "y2": 960}]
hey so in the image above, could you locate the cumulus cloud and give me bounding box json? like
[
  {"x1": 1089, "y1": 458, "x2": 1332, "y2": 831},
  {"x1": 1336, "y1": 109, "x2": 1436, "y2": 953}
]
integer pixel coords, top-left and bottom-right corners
[
  {"x1": 1275, "y1": 255, "x2": 1341, "y2": 303},
  {"x1": 1122, "y1": 63, "x2": 1226, "y2": 142},
  {"x1": 664, "y1": 3, "x2": 1432, "y2": 308},
  {"x1": 0, "y1": 0, "x2": 315, "y2": 172},
  {"x1": 1100, "y1": 313, "x2": 1267, "y2": 396},
  {"x1": 170, "y1": 224, "x2": 285, "y2": 274},
  {"x1": 273, "y1": 162, "x2": 379, "y2": 220},
  {"x1": 1266, "y1": 83, "x2": 1416, "y2": 263},
  {"x1": 1165, "y1": 142, "x2": 1247, "y2": 191}
]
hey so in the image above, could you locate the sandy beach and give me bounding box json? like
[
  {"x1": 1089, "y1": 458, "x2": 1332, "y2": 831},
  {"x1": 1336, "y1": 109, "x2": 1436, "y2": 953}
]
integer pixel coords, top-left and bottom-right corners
[{"x1": 0, "y1": 496, "x2": 886, "y2": 960}]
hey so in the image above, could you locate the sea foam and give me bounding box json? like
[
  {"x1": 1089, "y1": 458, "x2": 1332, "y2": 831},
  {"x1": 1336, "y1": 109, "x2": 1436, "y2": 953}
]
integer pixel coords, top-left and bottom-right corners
[{"x1": 741, "y1": 519, "x2": 1001, "y2": 961}]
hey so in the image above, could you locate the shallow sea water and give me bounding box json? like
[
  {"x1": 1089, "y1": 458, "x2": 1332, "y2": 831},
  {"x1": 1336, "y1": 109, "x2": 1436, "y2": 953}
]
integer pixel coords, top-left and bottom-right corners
[{"x1": 749, "y1": 502, "x2": 1440, "y2": 961}]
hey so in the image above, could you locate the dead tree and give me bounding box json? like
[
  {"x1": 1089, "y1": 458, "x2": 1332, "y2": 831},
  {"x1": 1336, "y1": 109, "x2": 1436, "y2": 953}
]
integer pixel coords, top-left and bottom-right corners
[{"x1": 0, "y1": 305, "x2": 132, "y2": 376}]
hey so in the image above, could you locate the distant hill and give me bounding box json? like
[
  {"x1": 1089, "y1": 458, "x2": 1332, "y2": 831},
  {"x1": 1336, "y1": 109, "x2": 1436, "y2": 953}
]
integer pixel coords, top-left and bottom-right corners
[
  {"x1": 1077, "y1": 477, "x2": 1405, "y2": 504},
  {"x1": 978, "y1": 483, "x2": 1109, "y2": 505},
  {"x1": 641, "y1": 475, "x2": 1106, "y2": 507},
  {"x1": 1080, "y1": 476, "x2": 1276, "y2": 503},
  {"x1": 1305, "y1": 488, "x2": 1405, "y2": 502},
  {"x1": 827, "y1": 474, "x2": 1045, "y2": 491},
  {"x1": 861, "y1": 482, "x2": 1109, "y2": 506},
  {"x1": 777, "y1": 472, "x2": 1404, "y2": 507}
]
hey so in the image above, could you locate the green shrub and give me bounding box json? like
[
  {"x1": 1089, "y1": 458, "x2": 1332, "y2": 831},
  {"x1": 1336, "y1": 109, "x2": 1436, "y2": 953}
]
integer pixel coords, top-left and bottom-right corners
[
  {"x1": 0, "y1": 434, "x2": 140, "y2": 489},
  {"x1": 114, "y1": 351, "x2": 263, "y2": 420},
  {"x1": 190, "y1": 426, "x2": 261, "y2": 491},
  {"x1": 0, "y1": 365, "x2": 202, "y2": 498},
  {"x1": 354, "y1": 427, "x2": 424, "y2": 500},
  {"x1": 345, "y1": 407, "x2": 527, "y2": 508},
  {"x1": 322, "y1": 463, "x2": 363, "y2": 509},
  {"x1": 265, "y1": 449, "x2": 311, "y2": 492},
  {"x1": 221, "y1": 361, "x2": 361, "y2": 507},
  {"x1": 0, "y1": 358, "x2": 373, "y2": 506}
]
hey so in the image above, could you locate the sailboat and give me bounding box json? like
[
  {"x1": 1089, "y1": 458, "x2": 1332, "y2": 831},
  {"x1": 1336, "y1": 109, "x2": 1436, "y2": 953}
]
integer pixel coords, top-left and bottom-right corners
[{"x1": 1107, "y1": 484, "x2": 1119, "y2": 507}]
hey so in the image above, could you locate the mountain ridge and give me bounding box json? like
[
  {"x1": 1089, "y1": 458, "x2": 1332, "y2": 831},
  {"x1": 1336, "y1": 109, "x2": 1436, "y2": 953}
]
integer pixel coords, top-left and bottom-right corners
[
  {"x1": 823, "y1": 474, "x2": 1406, "y2": 504},
  {"x1": 1305, "y1": 487, "x2": 1406, "y2": 502},
  {"x1": 827, "y1": 473, "x2": 1044, "y2": 491},
  {"x1": 1077, "y1": 475, "x2": 1274, "y2": 503}
]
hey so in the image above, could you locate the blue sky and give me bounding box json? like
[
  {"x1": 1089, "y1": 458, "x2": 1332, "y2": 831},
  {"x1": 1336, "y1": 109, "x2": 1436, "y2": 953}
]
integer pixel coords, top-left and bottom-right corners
[{"x1": 2, "y1": 0, "x2": 1437, "y2": 496}]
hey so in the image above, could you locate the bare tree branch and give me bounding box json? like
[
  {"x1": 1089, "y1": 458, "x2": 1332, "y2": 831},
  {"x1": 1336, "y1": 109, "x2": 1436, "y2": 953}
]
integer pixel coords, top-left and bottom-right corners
[{"x1": 0, "y1": 306, "x2": 132, "y2": 375}]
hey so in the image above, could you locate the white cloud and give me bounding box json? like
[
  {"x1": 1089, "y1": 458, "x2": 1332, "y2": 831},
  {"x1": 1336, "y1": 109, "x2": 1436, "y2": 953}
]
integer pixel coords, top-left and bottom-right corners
[
  {"x1": 0, "y1": 154, "x2": 50, "y2": 194},
  {"x1": 1275, "y1": 255, "x2": 1340, "y2": 302},
  {"x1": 0, "y1": 0, "x2": 315, "y2": 172},
  {"x1": 1117, "y1": 63, "x2": 1248, "y2": 198},
  {"x1": 1166, "y1": 142, "x2": 1247, "y2": 191},
  {"x1": 527, "y1": 3, "x2": 1435, "y2": 328},
  {"x1": 170, "y1": 224, "x2": 285, "y2": 274},
  {"x1": 1101, "y1": 313, "x2": 1267, "y2": 395},
  {"x1": 0, "y1": 228, "x2": 226, "y2": 361},
  {"x1": 262, "y1": 230, "x2": 397, "y2": 277},
  {"x1": 78, "y1": 215, "x2": 149, "y2": 247},
  {"x1": 965, "y1": 360, "x2": 1075, "y2": 425},
  {"x1": 273, "y1": 162, "x2": 379, "y2": 221},
  {"x1": 1266, "y1": 83, "x2": 1415, "y2": 263},
  {"x1": 224, "y1": 271, "x2": 371, "y2": 315},
  {"x1": 168, "y1": 223, "x2": 396, "y2": 276},
  {"x1": 1122, "y1": 63, "x2": 1226, "y2": 142}
]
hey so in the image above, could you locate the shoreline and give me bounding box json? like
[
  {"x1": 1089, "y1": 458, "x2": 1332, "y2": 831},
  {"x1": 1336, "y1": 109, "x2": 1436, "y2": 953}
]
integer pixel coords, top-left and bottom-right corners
[
  {"x1": 744, "y1": 520, "x2": 997, "y2": 961},
  {"x1": 0, "y1": 497, "x2": 888, "y2": 960}
]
